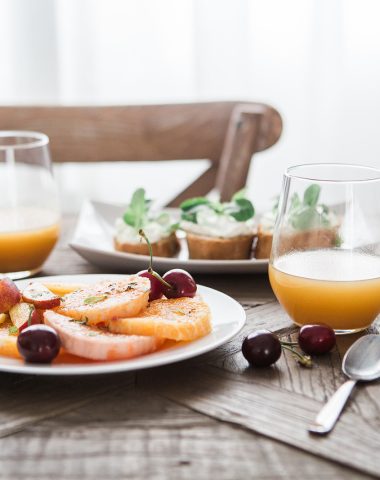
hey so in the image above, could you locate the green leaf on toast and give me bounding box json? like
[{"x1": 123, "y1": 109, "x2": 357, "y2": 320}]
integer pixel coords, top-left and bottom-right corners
[
  {"x1": 228, "y1": 198, "x2": 255, "y2": 221},
  {"x1": 180, "y1": 197, "x2": 211, "y2": 211},
  {"x1": 123, "y1": 188, "x2": 149, "y2": 230},
  {"x1": 303, "y1": 184, "x2": 321, "y2": 207}
]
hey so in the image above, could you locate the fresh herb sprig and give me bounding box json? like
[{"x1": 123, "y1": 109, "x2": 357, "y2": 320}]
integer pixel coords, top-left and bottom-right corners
[
  {"x1": 180, "y1": 189, "x2": 255, "y2": 224},
  {"x1": 288, "y1": 184, "x2": 331, "y2": 230},
  {"x1": 122, "y1": 188, "x2": 178, "y2": 233},
  {"x1": 123, "y1": 188, "x2": 151, "y2": 230}
]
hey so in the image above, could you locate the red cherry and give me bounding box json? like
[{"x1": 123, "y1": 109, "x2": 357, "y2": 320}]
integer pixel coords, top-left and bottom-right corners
[
  {"x1": 242, "y1": 330, "x2": 282, "y2": 367},
  {"x1": 298, "y1": 324, "x2": 336, "y2": 355},
  {"x1": 162, "y1": 269, "x2": 197, "y2": 298},
  {"x1": 138, "y1": 270, "x2": 164, "y2": 301}
]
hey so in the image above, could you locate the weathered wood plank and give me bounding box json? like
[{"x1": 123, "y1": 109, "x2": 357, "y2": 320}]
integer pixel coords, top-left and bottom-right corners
[
  {"x1": 138, "y1": 366, "x2": 380, "y2": 478},
  {"x1": 0, "y1": 389, "x2": 371, "y2": 480},
  {"x1": 0, "y1": 373, "x2": 134, "y2": 438}
]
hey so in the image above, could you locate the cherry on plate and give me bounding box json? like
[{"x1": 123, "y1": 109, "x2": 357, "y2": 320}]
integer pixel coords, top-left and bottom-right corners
[
  {"x1": 138, "y1": 270, "x2": 164, "y2": 301},
  {"x1": 162, "y1": 269, "x2": 197, "y2": 298},
  {"x1": 298, "y1": 324, "x2": 336, "y2": 355},
  {"x1": 242, "y1": 329, "x2": 282, "y2": 367},
  {"x1": 17, "y1": 325, "x2": 61, "y2": 363}
]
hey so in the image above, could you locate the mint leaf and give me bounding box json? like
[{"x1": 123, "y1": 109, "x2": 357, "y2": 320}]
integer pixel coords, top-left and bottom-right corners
[
  {"x1": 123, "y1": 188, "x2": 149, "y2": 230},
  {"x1": 181, "y1": 211, "x2": 198, "y2": 223},
  {"x1": 290, "y1": 206, "x2": 318, "y2": 230},
  {"x1": 303, "y1": 184, "x2": 320, "y2": 207},
  {"x1": 83, "y1": 295, "x2": 107, "y2": 305},
  {"x1": 180, "y1": 197, "x2": 210, "y2": 211},
  {"x1": 228, "y1": 198, "x2": 255, "y2": 221}
]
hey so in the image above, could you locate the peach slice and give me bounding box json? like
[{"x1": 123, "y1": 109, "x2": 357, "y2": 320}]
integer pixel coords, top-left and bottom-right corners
[
  {"x1": 9, "y1": 302, "x2": 42, "y2": 332},
  {"x1": 0, "y1": 278, "x2": 21, "y2": 314},
  {"x1": 22, "y1": 282, "x2": 61, "y2": 309}
]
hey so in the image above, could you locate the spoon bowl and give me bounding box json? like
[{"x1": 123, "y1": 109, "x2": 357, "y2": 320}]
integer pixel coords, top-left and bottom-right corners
[
  {"x1": 309, "y1": 334, "x2": 380, "y2": 434},
  {"x1": 343, "y1": 334, "x2": 380, "y2": 381}
]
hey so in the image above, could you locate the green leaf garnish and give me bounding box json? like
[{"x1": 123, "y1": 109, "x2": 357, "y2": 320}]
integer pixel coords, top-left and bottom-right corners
[
  {"x1": 180, "y1": 197, "x2": 211, "y2": 211},
  {"x1": 228, "y1": 198, "x2": 255, "y2": 221},
  {"x1": 123, "y1": 188, "x2": 150, "y2": 230},
  {"x1": 181, "y1": 211, "x2": 198, "y2": 223},
  {"x1": 8, "y1": 326, "x2": 18, "y2": 336},
  {"x1": 69, "y1": 317, "x2": 88, "y2": 325},
  {"x1": 83, "y1": 295, "x2": 107, "y2": 305},
  {"x1": 303, "y1": 184, "x2": 321, "y2": 207},
  {"x1": 288, "y1": 184, "x2": 331, "y2": 230},
  {"x1": 180, "y1": 190, "x2": 255, "y2": 224}
]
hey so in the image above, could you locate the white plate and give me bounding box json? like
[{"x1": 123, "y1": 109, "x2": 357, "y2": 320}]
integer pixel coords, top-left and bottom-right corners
[
  {"x1": 0, "y1": 274, "x2": 245, "y2": 375},
  {"x1": 69, "y1": 200, "x2": 268, "y2": 274}
]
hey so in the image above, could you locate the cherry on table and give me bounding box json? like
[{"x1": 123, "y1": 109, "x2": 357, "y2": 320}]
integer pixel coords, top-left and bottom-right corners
[
  {"x1": 298, "y1": 324, "x2": 336, "y2": 355},
  {"x1": 242, "y1": 329, "x2": 282, "y2": 367}
]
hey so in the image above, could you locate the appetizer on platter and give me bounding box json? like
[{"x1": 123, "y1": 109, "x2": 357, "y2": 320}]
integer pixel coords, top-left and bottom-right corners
[
  {"x1": 114, "y1": 188, "x2": 179, "y2": 257},
  {"x1": 0, "y1": 245, "x2": 212, "y2": 364},
  {"x1": 255, "y1": 184, "x2": 339, "y2": 258},
  {"x1": 180, "y1": 190, "x2": 256, "y2": 260}
]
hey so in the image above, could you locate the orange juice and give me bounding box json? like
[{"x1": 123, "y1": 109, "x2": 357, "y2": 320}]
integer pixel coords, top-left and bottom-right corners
[
  {"x1": 269, "y1": 249, "x2": 380, "y2": 332},
  {"x1": 0, "y1": 207, "x2": 60, "y2": 273}
]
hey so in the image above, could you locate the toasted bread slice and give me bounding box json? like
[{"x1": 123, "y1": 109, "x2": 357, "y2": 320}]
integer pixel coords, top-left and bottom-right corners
[
  {"x1": 114, "y1": 232, "x2": 179, "y2": 258},
  {"x1": 56, "y1": 276, "x2": 150, "y2": 326},
  {"x1": 108, "y1": 295, "x2": 212, "y2": 341},
  {"x1": 254, "y1": 228, "x2": 273, "y2": 259},
  {"x1": 44, "y1": 310, "x2": 163, "y2": 361},
  {"x1": 186, "y1": 233, "x2": 254, "y2": 260}
]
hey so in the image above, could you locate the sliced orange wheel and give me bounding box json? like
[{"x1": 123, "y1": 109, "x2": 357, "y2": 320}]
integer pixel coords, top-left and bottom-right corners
[{"x1": 108, "y1": 295, "x2": 212, "y2": 341}]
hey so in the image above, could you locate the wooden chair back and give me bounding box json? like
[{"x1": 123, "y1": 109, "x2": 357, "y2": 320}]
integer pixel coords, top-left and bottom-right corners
[{"x1": 0, "y1": 102, "x2": 282, "y2": 205}]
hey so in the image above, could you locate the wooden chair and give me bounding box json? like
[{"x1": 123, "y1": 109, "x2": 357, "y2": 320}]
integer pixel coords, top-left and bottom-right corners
[{"x1": 0, "y1": 102, "x2": 282, "y2": 205}]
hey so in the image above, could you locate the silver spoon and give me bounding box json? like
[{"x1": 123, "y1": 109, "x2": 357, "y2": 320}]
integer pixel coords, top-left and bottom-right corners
[{"x1": 309, "y1": 334, "x2": 380, "y2": 434}]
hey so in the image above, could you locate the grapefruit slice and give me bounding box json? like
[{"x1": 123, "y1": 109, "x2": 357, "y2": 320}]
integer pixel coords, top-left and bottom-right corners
[
  {"x1": 56, "y1": 276, "x2": 150, "y2": 326},
  {"x1": 44, "y1": 310, "x2": 163, "y2": 361},
  {"x1": 108, "y1": 295, "x2": 212, "y2": 341}
]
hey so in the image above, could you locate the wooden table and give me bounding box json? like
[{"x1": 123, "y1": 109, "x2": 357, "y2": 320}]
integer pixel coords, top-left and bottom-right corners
[{"x1": 0, "y1": 216, "x2": 379, "y2": 480}]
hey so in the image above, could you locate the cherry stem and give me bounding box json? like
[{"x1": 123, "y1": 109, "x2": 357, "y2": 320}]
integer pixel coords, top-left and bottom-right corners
[
  {"x1": 282, "y1": 344, "x2": 312, "y2": 368},
  {"x1": 139, "y1": 229, "x2": 173, "y2": 290},
  {"x1": 280, "y1": 340, "x2": 298, "y2": 347}
]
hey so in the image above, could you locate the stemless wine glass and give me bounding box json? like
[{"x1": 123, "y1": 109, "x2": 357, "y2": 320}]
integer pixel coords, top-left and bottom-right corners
[
  {"x1": 0, "y1": 131, "x2": 60, "y2": 279},
  {"x1": 269, "y1": 163, "x2": 380, "y2": 334}
]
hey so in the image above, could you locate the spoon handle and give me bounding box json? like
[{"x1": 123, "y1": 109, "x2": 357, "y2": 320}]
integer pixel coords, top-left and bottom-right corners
[{"x1": 308, "y1": 379, "x2": 356, "y2": 434}]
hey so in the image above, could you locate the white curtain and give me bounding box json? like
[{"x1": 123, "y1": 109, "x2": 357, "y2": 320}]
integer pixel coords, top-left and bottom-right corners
[{"x1": 1, "y1": 0, "x2": 380, "y2": 212}]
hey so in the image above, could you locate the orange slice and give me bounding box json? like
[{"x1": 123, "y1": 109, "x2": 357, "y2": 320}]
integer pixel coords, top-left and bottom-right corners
[
  {"x1": 56, "y1": 276, "x2": 150, "y2": 326},
  {"x1": 108, "y1": 295, "x2": 212, "y2": 341},
  {"x1": 0, "y1": 321, "x2": 20, "y2": 358}
]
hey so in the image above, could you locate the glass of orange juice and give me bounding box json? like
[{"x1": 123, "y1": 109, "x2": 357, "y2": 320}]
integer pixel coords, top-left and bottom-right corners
[
  {"x1": 269, "y1": 163, "x2": 380, "y2": 334},
  {"x1": 0, "y1": 131, "x2": 60, "y2": 279}
]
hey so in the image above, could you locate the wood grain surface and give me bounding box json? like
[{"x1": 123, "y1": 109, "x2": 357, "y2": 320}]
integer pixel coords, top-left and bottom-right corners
[{"x1": 0, "y1": 215, "x2": 377, "y2": 480}]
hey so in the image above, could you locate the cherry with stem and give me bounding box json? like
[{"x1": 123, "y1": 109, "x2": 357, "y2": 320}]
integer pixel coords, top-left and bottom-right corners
[{"x1": 139, "y1": 229, "x2": 197, "y2": 299}]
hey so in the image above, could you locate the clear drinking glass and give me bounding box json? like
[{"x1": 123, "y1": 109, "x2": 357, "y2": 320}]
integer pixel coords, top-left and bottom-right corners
[
  {"x1": 269, "y1": 163, "x2": 380, "y2": 334},
  {"x1": 0, "y1": 131, "x2": 60, "y2": 279}
]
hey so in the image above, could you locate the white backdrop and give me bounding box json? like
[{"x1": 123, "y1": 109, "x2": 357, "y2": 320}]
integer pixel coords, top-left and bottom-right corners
[{"x1": 1, "y1": 0, "x2": 380, "y2": 212}]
